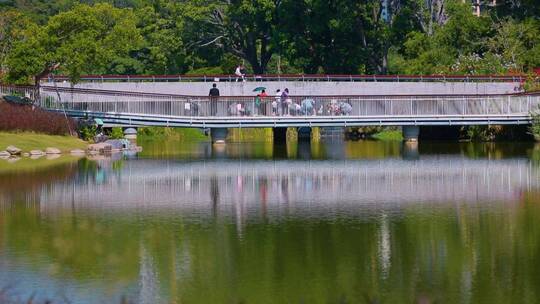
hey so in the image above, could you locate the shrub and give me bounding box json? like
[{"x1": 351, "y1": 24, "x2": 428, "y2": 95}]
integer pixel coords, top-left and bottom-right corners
[
  {"x1": 465, "y1": 126, "x2": 497, "y2": 142},
  {"x1": 109, "y1": 127, "x2": 124, "y2": 139},
  {"x1": 0, "y1": 100, "x2": 76, "y2": 135},
  {"x1": 78, "y1": 125, "x2": 97, "y2": 141},
  {"x1": 529, "y1": 111, "x2": 540, "y2": 140}
]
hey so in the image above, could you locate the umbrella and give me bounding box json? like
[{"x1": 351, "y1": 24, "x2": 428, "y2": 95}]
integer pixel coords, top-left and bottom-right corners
[{"x1": 252, "y1": 87, "x2": 266, "y2": 92}]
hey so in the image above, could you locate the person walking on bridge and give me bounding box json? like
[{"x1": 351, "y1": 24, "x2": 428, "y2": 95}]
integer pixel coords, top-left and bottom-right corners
[
  {"x1": 273, "y1": 89, "x2": 281, "y2": 116},
  {"x1": 256, "y1": 89, "x2": 268, "y2": 115},
  {"x1": 209, "y1": 83, "x2": 220, "y2": 116},
  {"x1": 281, "y1": 88, "x2": 290, "y2": 116}
]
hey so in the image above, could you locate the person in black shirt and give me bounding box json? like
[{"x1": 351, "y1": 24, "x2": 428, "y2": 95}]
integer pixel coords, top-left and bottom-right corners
[{"x1": 209, "y1": 83, "x2": 220, "y2": 116}]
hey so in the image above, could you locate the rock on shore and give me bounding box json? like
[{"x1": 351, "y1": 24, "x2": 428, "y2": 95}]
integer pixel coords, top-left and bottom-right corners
[
  {"x1": 6, "y1": 145, "x2": 21, "y2": 155},
  {"x1": 30, "y1": 150, "x2": 45, "y2": 156},
  {"x1": 45, "y1": 147, "x2": 62, "y2": 154}
]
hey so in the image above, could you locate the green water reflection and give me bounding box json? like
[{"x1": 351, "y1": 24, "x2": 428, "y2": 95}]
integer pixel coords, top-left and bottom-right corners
[
  {"x1": 0, "y1": 140, "x2": 539, "y2": 303},
  {"x1": 2, "y1": 197, "x2": 540, "y2": 303}
]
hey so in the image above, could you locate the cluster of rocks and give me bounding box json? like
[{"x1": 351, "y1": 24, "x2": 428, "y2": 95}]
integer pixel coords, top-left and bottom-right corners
[
  {"x1": 87, "y1": 139, "x2": 142, "y2": 157},
  {"x1": 0, "y1": 140, "x2": 142, "y2": 162},
  {"x1": 0, "y1": 145, "x2": 67, "y2": 161}
]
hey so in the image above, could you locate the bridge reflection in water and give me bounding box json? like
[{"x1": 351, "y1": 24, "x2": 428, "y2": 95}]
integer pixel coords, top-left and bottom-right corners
[{"x1": 39, "y1": 156, "x2": 539, "y2": 218}]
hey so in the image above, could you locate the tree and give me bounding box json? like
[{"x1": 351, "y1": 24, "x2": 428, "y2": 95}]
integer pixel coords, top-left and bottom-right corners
[
  {"x1": 279, "y1": 0, "x2": 412, "y2": 74},
  {"x1": 409, "y1": 0, "x2": 448, "y2": 36},
  {"x1": 182, "y1": 0, "x2": 280, "y2": 74},
  {"x1": 0, "y1": 10, "x2": 35, "y2": 75},
  {"x1": 114, "y1": 3, "x2": 187, "y2": 75},
  {"x1": 494, "y1": 0, "x2": 540, "y2": 20},
  {"x1": 486, "y1": 18, "x2": 540, "y2": 72},
  {"x1": 398, "y1": 1, "x2": 492, "y2": 74},
  {"x1": 5, "y1": 3, "x2": 143, "y2": 85}
]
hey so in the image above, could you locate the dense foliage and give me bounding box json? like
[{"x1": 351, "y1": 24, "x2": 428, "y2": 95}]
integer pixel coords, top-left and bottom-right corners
[
  {"x1": 0, "y1": 101, "x2": 76, "y2": 135},
  {"x1": 530, "y1": 111, "x2": 540, "y2": 140},
  {"x1": 0, "y1": 0, "x2": 538, "y2": 84}
]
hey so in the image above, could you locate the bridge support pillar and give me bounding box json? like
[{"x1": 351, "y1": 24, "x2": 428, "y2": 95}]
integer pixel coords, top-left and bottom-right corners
[
  {"x1": 297, "y1": 127, "x2": 312, "y2": 141},
  {"x1": 211, "y1": 128, "x2": 229, "y2": 144},
  {"x1": 402, "y1": 126, "x2": 420, "y2": 142},
  {"x1": 273, "y1": 127, "x2": 288, "y2": 144},
  {"x1": 123, "y1": 127, "x2": 138, "y2": 143}
]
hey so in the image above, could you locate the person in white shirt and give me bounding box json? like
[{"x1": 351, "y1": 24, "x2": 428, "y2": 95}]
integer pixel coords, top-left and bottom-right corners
[
  {"x1": 235, "y1": 65, "x2": 245, "y2": 82},
  {"x1": 273, "y1": 89, "x2": 281, "y2": 116}
]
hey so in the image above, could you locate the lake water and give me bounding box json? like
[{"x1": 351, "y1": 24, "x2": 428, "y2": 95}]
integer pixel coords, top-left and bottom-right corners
[{"x1": 1, "y1": 139, "x2": 539, "y2": 303}]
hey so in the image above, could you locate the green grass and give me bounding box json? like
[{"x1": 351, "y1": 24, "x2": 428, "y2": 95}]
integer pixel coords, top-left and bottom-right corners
[
  {"x1": 372, "y1": 130, "x2": 403, "y2": 141},
  {"x1": 0, "y1": 132, "x2": 88, "y2": 152},
  {"x1": 228, "y1": 128, "x2": 273, "y2": 142},
  {"x1": 138, "y1": 127, "x2": 208, "y2": 141}
]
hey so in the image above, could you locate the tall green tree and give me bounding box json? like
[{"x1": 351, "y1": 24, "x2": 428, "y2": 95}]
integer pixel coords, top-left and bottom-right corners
[
  {"x1": 109, "y1": 2, "x2": 187, "y2": 75},
  {"x1": 279, "y1": 0, "x2": 411, "y2": 74},
  {"x1": 5, "y1": 3, "x2": 143, "y2": 85},
  {"x1": 182, "y1": 0, "x2": 280, "y2": 74},
  {"x1": 486, "y1": 18, "x2": 540, "y2": 72},
  {"x1": 0, "y1": 10, "x2": 35, "y2": 75},
  {"x1": 398, "y1": 1, "x2": 492, "y2": 74}
]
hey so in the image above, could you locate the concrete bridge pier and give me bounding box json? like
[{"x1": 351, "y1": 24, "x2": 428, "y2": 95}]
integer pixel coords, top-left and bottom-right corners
[
  {"x1": 273, "y1": 127, "x2": 288, "y2": 144},
  {"x1": 211, "y1": 128, "x2": 229, "y2": 144},
  {"x1": 402, "y1": 126, "x2": 420, "y2": 142},
  {"x1": 123, "y1": 127, "x2": 138, "y2": 142}
]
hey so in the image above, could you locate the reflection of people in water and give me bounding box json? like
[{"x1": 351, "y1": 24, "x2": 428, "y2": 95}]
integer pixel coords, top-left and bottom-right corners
[
  {"x1": 281, "y1": 176, "x2": 289, "y2": 204},
  {"x1": 259, "y1": 177, "x2": 268, "y2": 217},
  {"x1": 210, "y1": 175, "x2": 219, "y2": 217}
]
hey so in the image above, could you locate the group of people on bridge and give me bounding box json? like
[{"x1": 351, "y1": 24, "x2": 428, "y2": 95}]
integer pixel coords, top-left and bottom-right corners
[{"x1": 208, "y1": 83, "x2": 353, "y2": 117}]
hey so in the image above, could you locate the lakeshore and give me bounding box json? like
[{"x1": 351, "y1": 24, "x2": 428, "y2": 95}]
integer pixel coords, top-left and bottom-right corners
[{"x1": 0, "y1": 132, "x2": 87, "y2": 153}]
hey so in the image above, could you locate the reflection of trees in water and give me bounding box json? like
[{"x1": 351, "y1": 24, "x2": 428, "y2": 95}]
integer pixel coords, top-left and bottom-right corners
[
  {"x1": 3, "y1": 198, "x2": 540, "y2": 303},
  {"x1": 530, "y1": 144, "x2": 540, "y2": 165},
  {"x1": 0, "y1": 160, "x2": 80, "y2": 204}
]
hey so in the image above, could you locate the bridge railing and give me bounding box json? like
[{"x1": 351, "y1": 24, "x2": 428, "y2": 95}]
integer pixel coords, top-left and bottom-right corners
[
  {"x1": 44, "y1": 74, "x2": 527, "y2": 83},
  {"x1": 0, "y1": 84, "x2": 38, "y2": 100},
  {"x1": 36, "y1": 86, "x2": 540, "y2": 118}
]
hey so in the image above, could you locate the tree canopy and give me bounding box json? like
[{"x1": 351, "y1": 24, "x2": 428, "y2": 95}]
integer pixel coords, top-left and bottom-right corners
[{"x1": 0, "y1": 0, "x2": 538, "y2": 84}]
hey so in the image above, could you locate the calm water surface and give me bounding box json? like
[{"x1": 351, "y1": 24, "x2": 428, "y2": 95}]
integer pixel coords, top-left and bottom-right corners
[{"x1": 1, "y1": 139, "x2": 540, "y2": 303}]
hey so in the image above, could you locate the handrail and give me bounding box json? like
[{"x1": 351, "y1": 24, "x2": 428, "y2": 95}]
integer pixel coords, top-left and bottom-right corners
[
  {"x1": 44, "y1": 73, "x2": 530, "y2": 83},
  {"x1": 38, "y1": 85, "x2": 539, "y2": 99}
]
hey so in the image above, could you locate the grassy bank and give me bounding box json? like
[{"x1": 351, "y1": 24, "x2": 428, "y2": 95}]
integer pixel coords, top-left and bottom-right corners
[
  {"x1": 372, "y1": 130, "x2": 403, "y2": 141},
  {"x1": 138, "y1": 127, "x2": 208, "y2": 141},
  {"x1": 228, "y1": 128, "x2": 273, "y2": 142},
  {"x1": 0, "y1": 132, "x2": 87, "y2": 152},
  {"x1": 137, "y1": 127, "x2": 404, "y2": 142}
]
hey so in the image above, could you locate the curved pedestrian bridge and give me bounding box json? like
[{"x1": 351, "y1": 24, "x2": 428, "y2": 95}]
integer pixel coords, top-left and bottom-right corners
[{"x1": 31, "y1": 86, "x2": 540, "y2": 128}]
